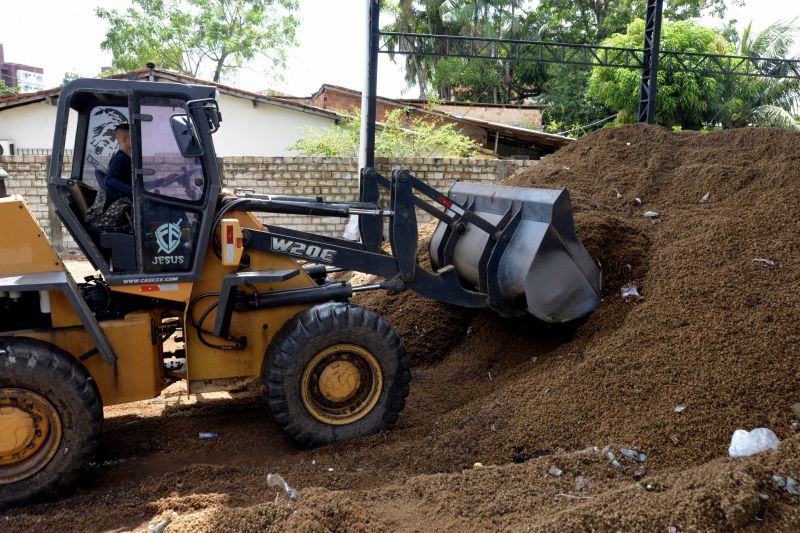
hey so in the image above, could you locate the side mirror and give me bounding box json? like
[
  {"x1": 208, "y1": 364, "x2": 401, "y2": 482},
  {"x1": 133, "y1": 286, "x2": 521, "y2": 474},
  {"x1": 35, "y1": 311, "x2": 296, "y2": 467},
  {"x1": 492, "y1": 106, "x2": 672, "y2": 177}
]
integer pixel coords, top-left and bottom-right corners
[
  {"x1": 170, "y1": 113, "x2": 204, "y2": 158},
  {"x1": 186, "y1": 98, "x2": 222, "y2": 133}
]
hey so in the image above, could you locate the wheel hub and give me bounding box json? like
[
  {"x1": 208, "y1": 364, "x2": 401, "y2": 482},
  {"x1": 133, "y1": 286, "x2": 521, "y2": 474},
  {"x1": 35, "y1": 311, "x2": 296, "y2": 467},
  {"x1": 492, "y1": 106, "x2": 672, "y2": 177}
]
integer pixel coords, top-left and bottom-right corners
[
  {"x1": 0, "y1": 406, "x2": 37, "y2": 459},
  {"x1": 318, "y1": 360, "x2": 362, "y2": 403},
  {"x1": 0, "y1": 388, "x2": 62, "y2": 484},
  {"x1": 301, "y1": 344, "x2": 383, "y2": 425}
]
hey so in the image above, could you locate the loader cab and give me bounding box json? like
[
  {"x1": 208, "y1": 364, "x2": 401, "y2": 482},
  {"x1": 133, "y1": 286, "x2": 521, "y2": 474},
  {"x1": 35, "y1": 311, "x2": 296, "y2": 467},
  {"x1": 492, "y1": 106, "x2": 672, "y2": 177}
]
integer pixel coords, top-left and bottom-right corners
[{"x1": 48, "y1": 79, "x2": 223, "y2": 286}]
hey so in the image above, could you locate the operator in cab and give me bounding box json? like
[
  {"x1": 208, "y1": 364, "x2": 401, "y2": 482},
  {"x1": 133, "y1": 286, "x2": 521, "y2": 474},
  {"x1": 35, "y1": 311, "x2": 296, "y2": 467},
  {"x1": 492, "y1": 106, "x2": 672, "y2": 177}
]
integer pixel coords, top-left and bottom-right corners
[
  {"x1": 101, "y1": 123, "x2": 133, "y2": 206},
  {"x1": 85, "y1": 123, "x2": 134, "y2": 233}
]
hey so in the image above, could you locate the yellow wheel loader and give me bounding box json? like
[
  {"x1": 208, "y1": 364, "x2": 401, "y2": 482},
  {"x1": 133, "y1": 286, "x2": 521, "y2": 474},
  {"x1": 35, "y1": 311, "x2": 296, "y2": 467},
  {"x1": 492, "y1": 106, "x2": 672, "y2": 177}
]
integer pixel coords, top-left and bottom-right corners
[{"x1": 0, "y1": 78, "x2": 601, "y2": 507}]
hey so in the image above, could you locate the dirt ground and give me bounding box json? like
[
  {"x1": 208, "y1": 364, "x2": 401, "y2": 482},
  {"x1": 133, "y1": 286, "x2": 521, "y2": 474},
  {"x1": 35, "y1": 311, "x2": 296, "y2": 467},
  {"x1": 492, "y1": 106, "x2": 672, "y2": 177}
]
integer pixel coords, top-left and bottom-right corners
[{"x1": 4, "y1": 125, "x2": 800, "y2": 532}]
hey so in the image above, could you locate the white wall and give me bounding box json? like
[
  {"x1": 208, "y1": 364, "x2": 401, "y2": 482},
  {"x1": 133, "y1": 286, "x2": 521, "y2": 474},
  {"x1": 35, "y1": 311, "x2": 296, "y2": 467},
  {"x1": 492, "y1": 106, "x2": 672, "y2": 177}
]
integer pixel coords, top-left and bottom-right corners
[
  {"x1": 0, "y1": 93, "x2": 336, "y2": 156},
  {"x1": 0, "y1": 101, "x2": 78, "y2": 152},
  {"x1": 210, "y1": 93, "x2": 336, "y2": 156}
]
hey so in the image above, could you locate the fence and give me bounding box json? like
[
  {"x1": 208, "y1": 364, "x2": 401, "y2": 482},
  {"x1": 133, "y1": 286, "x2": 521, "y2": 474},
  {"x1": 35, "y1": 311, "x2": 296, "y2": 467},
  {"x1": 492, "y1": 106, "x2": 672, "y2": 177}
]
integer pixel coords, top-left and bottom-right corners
[{"x1": 0, "y1": 155, "x2": 537, "y2": 252}]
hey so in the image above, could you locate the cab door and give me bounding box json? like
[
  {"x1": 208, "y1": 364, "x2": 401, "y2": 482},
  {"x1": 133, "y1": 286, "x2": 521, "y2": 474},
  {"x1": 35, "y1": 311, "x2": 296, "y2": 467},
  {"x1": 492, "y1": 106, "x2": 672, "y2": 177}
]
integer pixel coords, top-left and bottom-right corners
[{"x1": 132, "y1": 95, "x2": 211, "y2": 280}]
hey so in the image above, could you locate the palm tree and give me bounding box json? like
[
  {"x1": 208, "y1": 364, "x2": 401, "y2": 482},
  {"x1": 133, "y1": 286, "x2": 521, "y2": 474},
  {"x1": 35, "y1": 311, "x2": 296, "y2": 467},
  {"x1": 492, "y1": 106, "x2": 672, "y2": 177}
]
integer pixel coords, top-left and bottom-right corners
[
  {"x1": 382, "y1": 0, "x2": 450, "y2": 98},
  {"x1": 382, "y1": 1, "x2": 535, "y2": 101},
  {"x1": 718, "y1": 19, "x2": 800, "y2": 129}
]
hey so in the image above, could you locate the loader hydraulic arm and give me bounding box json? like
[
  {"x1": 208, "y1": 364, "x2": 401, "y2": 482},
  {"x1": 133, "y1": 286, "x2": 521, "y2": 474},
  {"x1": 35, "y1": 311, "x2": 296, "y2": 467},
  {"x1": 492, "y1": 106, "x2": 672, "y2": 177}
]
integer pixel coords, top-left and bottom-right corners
[
  {"x1": 211, "y1": 166, "x2": 601, "y2": 341},
  {"x1": 209, "y1": 169, "x2": 501, "y2": 339}
]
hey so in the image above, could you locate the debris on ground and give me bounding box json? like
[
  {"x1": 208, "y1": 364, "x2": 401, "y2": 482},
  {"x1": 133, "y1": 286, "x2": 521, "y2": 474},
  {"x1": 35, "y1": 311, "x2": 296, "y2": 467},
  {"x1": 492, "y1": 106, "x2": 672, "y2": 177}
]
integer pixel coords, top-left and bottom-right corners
[
  {"x1": 198, "y1": 432, "x2": 218, "y2": 439},
  {"x1": 674, "y1": 405, "x2": 686, "y2": 414},
  {"x1": 146, "y1": 512, "x2": 176, "y2": 533},
  {"x1": 554, "y1": 493, "x2": 592, "y2": 501},
  {"x1": 267, "y1": 473, "x2": 299, "y2": 501},
  {"x1": 700, "y1": 192, "x2": 711, "y2": 203},
  {"x1": 621, "y1": 283, "x2": 642, "y2": 302},
  {"x1": 643, "y1": 210, "x2": 659, "y2": 218},
  {"x1": 728, "y1": 428, "x2": 780, "y2": 457},
  {"x1": 752, "y1": 258, "x2": 776, "y2": 267},
  {"x1": 620, "y1": 448, "x2": 647, "y2": 463},
  {"x1": 606, "y1": 451, "x2": 623, "y2": 470},
  {"x1": 575, "y1": 476, "x2": 591, "y2": 491},
  {"x1": 772, "y1": 474, "x2": 800, "y2": 497},
  {"x1": 548, "y1": 465, "x2": 563, "y2": 477}
]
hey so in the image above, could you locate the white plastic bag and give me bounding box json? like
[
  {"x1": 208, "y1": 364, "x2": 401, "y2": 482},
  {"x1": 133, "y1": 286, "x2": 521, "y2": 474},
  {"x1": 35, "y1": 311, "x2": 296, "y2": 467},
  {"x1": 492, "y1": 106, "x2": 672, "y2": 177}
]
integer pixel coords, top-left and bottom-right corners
[{"x1": 728, "y1": 428, "x2": 779, "y2": 457}]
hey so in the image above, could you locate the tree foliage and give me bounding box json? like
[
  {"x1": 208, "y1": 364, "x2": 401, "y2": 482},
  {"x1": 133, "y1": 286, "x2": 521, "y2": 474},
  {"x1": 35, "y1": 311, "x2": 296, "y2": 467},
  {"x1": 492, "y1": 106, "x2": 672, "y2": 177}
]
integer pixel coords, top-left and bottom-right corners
[
  {"x1": 0, "y1": 81, "x2": 19, "y2": 97},
  {"x1": 588, "y1": 19, "x2": 731, "y2": 129},
  {"x1": 61, "y1": 72, "x2": 80, "y2": 86},
  {"x1": 532, "y1": 0, "x2": 738, "y2": 44},
  {"x1": 715, "y1": 19, "x2": 800, "y2": 128},
  {"x1": 541, "y1": 66, "x2": 612, "y2": 136},
  {"x1": 291, "y1": 108, "x2": 478, "y2": 158},
  {"x1": 96, "y1": 0, "x2": 298, "y2": 82},
  {"x1": 383, "y1": 0, "x2": 734, "y2": 106},
  {"x1": 588, "y1": 18, "x2": 800, "y2": 129}
]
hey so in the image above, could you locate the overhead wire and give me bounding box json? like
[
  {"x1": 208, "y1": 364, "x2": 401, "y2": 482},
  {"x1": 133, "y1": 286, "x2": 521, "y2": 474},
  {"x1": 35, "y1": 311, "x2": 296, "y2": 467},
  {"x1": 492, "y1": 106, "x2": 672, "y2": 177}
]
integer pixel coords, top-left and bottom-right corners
[{"x1": 554, "y1": 113, "x2": 619, "y2": 136}]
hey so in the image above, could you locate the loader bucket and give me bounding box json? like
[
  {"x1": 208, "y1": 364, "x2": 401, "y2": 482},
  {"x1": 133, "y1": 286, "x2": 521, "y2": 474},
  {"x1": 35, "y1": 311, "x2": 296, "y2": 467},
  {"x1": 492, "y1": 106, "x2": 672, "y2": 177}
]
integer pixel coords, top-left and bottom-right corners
[{"x1": 428, "y1": 182, "x2": 602, "y2": 323}]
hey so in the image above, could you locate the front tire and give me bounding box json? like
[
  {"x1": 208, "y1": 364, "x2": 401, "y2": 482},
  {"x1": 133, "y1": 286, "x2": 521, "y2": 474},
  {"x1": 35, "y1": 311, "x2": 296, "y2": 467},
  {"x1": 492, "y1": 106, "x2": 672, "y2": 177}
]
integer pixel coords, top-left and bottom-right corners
[
  {"x1": 0, "y1": 337, "x2": 102, "y2": 508},
  {"x1": 263, "y1": 302, "x2": 410, "y2": 447}
]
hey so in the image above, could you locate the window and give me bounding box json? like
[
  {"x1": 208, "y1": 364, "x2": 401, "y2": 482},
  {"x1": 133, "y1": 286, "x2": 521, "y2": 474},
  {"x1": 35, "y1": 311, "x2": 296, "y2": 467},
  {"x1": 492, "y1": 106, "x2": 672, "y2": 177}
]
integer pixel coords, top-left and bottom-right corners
[
  {"x1": 139, "y1": 97, "x2": 204, "y2": 202},
  {"x1": 82, "y1": 105, "x2": 129, "y2": 186}
]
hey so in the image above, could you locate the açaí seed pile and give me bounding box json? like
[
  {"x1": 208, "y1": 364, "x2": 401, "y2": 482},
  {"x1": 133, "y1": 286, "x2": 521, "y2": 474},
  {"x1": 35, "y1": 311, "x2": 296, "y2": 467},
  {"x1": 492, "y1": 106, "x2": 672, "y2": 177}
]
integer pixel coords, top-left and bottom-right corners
[{"x1": 3, "y1": 125, "x2": 799, "y2": 532}]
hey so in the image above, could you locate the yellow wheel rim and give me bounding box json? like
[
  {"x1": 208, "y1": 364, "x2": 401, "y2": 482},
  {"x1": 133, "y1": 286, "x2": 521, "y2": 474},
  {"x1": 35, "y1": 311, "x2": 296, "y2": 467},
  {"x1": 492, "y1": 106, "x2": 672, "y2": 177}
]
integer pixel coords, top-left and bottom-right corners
[
  {"x1": 301, "y1": 344, "x2": 383, "y2": 425},
  {"x1": 0, "y1": 388, "x2": 62, "y2": 484}
]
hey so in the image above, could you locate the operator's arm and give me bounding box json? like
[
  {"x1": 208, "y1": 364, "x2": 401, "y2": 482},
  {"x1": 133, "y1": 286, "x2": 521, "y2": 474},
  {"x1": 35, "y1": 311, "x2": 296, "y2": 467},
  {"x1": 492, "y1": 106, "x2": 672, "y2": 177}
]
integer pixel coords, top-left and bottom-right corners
[{"x1": 104, "y1": 151, "x2": 132, "y2": 197}]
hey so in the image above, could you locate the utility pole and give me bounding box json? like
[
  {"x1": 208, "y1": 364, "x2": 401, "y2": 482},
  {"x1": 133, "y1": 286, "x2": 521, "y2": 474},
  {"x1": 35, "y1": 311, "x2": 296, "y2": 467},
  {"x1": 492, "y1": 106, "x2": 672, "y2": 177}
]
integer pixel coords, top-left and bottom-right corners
[
  {"x1": 358, "y1": 0, "x2": 380, "y2": 170},
  {"x1": 345, "y1": 0, "x2": 381, "y2": 241},
  {"x1": 638, "y1": 0, "x2": 664, "y2": 124}
]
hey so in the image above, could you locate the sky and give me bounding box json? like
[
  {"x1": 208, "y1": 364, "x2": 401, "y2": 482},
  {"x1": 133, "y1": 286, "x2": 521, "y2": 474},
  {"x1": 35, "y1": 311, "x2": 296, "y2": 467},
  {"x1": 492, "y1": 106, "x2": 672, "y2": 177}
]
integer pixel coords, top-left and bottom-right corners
[{"x1": 0, "y1": 0, "x2": 798, "y2": 98}]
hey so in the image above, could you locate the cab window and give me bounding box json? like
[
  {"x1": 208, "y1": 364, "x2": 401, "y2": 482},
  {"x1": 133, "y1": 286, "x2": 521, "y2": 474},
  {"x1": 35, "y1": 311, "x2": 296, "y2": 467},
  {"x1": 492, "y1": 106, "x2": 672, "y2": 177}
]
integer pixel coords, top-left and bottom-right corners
[
  {"x1": 82, "y1": 106, "x2": 130, "y2": 187},
  {"x1": 139, "y1": 97, "x2": 204, "y2": 202}
]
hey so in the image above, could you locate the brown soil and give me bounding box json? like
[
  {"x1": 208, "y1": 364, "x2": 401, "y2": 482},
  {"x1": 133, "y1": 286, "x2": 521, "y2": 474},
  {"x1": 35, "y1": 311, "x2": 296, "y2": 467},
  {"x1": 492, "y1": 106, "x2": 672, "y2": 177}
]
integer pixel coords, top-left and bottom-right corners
[
  {"x1": 350, "y1": 221, "x2": 475, "y2": 366},
  {"x1": 4, "y1": 125, "x2": 800, "y2": 532}
]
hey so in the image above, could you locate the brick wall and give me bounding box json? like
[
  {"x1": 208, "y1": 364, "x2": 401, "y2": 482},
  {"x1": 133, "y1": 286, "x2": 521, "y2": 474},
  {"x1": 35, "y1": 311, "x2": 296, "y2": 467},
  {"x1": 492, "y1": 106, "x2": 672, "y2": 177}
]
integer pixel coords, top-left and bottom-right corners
[
  {"x1": 0, "y1": 155, "x2": 537, "y2": 252},
  {"x1": 431, "y1": 104, "x2": 543, "y2": 129},
  {"x1": 0, "y1": 155, "x2": 76, "y2": 249}
]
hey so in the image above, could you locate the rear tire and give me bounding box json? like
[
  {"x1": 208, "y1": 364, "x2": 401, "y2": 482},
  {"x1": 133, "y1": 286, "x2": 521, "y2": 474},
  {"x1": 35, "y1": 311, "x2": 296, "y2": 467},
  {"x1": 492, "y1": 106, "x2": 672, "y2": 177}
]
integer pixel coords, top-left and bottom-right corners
[
  {"x1": 263, "y1": 302, "x2": 410, "y2": 448},
  {"x1": 0, "y1": 337, "x2": 102, "y2": 508}
]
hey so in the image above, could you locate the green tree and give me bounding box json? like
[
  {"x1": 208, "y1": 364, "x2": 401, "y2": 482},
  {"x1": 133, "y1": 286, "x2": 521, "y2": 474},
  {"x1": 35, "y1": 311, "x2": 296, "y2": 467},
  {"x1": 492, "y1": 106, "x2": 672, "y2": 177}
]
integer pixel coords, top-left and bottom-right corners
[
  {"x1": 715, "y1": 19, "x2": 800, "y2": 128},
  {"x1": 540, "y1": 66, "x2": 612, "y2": 135},
  {"x1": 0, "y1": 80, "x2": 19, "y2": 97},
  {"x1": 96, "y1": 0, "x2": 298, "y2": 82},
  {"x1": 291, "y1": 108, "x2": 478, "y2": 158},
  {"x1": 383, "y1": 1, "x2": 540, "y2": 102},
  {"x1": 62, "y1": 72, "x2": 80, "y2": 85},
  {"x1": 532, "y1": 0, "x2": 738, "y2": 44},
  {"x1": 383, "y1": 0, "x2": 734, "y2": 113},
  {"x1": 587, "y1": 19, "x2": 733, "y2": 128},
  {"x1": 532, "y1": 0, "x2": 738, "y2": 132}
]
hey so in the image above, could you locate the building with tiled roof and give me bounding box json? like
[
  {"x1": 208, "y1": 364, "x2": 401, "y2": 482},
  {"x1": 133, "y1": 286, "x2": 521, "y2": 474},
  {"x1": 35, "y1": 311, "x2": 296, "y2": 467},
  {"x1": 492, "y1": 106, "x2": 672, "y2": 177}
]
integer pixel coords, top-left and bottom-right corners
[{"x1": 0, "y1": 68, "x2": 340, "y2": 157}]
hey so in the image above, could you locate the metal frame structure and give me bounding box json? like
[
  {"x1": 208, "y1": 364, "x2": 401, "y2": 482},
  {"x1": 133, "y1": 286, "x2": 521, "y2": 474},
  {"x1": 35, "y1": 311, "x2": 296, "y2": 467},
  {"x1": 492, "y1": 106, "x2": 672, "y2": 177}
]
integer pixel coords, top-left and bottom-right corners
[
  {"x1": 361, "y1": 0, "x2": 800, "y2": 136},
  {"x1": 376, "y1": 31, "x2": 800, "y2": 78},
  {"x1": 638, "y1": 0, "x2": 665, "y2": 124}
]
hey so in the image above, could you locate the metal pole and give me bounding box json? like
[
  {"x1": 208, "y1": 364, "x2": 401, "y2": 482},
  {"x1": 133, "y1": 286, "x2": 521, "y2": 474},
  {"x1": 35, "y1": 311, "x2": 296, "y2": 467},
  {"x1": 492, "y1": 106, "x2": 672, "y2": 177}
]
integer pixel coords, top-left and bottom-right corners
[
  {"x1": 358, "y1": 0, "x2": 380, "y2": 169},
  {"x1": 638, "y1": 0, "x2": 664, "y2": 124},
  {"x1": 346, "y1": 0, "x2": 381, "y2": 241}
]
